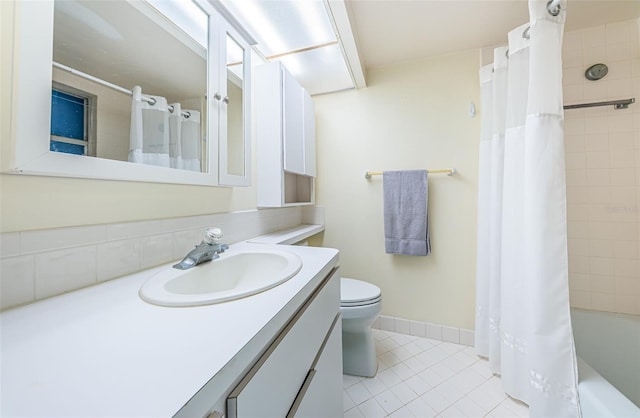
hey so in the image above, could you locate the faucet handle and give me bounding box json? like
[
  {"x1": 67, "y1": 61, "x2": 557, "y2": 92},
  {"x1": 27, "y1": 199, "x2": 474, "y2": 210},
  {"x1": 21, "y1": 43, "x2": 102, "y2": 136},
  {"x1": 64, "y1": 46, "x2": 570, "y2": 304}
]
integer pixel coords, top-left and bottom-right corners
[{"x1": 204, "y1": 227, "x2": 224, "y2": 244}]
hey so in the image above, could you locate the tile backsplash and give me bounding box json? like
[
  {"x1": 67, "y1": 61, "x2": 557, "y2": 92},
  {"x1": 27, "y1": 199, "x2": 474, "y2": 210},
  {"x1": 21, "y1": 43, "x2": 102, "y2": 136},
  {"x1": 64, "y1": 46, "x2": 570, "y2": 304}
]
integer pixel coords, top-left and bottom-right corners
[
  {"x1": 563, "y1": 18, "x2": 640, "y2": 315},
  {"x1": 0, "y1": 206, "x2": 323, "y2": 311}
]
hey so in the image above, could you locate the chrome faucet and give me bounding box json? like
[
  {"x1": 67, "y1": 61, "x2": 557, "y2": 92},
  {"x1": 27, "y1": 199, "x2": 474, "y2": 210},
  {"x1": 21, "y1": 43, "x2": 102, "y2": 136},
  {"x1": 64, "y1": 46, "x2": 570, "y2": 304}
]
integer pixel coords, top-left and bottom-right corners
[{"x1": 173, "y1": 228, "x2": 229, "y2": 270}]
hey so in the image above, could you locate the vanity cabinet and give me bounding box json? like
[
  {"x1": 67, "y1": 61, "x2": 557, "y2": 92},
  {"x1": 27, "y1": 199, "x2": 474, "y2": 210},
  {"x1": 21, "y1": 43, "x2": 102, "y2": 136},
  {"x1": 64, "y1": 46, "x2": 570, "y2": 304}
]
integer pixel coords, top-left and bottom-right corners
[
  {"x1": 227, "y1": 269, "x2": 342, "y2": 417},
  {"x1": 255, "y1": 62, "x2": 317, "y2": 207}
]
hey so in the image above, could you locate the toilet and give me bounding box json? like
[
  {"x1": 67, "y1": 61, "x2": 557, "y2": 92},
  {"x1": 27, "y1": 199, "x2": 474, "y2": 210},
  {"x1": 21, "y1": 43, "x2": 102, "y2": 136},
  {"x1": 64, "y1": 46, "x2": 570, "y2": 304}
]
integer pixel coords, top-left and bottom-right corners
[{"x1": 340, "y1": 277, "x2": 382, "y2": 377}]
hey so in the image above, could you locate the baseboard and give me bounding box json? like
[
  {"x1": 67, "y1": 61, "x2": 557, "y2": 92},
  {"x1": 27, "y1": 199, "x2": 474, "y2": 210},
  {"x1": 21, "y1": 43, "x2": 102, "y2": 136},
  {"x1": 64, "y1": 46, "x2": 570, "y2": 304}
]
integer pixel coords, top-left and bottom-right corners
[{"x1": 372, "y1": 315, "x2": 475, "y2": 347}]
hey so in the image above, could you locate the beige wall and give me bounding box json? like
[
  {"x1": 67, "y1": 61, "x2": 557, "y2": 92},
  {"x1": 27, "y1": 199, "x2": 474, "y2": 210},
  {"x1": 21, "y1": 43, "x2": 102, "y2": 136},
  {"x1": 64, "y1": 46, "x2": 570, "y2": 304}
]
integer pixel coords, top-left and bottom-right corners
[
  {"x1": 311, "y1": 50, "x2": 481, "y2": 330},
  {"x1": 563, "y1": 18, "x2": 640, "y2": 315}
]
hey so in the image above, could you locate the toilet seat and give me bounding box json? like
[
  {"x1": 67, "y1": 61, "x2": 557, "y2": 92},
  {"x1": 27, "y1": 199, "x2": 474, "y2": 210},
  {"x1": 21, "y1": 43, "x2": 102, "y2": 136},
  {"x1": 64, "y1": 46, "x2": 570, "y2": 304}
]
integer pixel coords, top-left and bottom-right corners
[{"x1": 341, "y1": 278, "x2": 381, "y2": 307}]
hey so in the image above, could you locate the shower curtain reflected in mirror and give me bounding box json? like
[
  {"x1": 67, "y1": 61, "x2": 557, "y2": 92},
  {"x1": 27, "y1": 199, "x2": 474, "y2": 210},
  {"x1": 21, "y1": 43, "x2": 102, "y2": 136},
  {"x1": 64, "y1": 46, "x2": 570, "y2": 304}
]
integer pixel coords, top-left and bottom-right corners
[
  {"x1": 129, "y1": 86, "x2": 201, "y2": 171},
  {"x1": 475, "y1": 1, "x2": 580, "y2": 417}
]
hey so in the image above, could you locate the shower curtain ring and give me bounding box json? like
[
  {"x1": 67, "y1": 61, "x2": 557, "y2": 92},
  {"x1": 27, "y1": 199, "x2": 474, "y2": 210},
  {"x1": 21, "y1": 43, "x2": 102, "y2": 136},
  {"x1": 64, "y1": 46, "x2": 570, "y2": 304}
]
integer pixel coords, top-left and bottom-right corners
[{"x1": 546, "y1": 0, "x2": 561, "y2": 16}]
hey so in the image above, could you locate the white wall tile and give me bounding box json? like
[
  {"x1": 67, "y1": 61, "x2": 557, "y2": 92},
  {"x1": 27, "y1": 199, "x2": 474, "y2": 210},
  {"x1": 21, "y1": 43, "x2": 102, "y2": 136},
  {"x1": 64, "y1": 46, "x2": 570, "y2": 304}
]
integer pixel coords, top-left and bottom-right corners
[
  {"x1": 172, "y1": 230, "x2": 200, "y2": 261},
  {"x1": 563, "y1": 84, "x2": 584, "y2": 103},
  {"x1": 160, "y1": 214, "x2": 218, "y2": 234},
  {"x1": 565, "y1": 153, "x2": 586, "y2": 169},
  {"x1": 568, "y1": 204, "x2": 589, "y2": 222},
  {"x1": 613, "y1": 258, "x2": 640, "y2": 277},
  {"x1": 302, "y1": 205, "x2": 325, "y2": 225},
  {"x1": 582, "y1": 25, "x2": 606, "y2": 49},
  {"x1": 442, "y1": 326, "x2": 460, "y2": 344},
  {"x1": 608, "y1": 78, "x2": 633, "y2": 99},
  {"x1": 380, "y1": 315, "x2": 395, "y2": 332},
  {"x1": 425, "y1": 323, "x2": 442, "y2": 341},
  {"x1": 589, "y1": 257, "x2": 614, "y2": 275},
  {"x1": 410, "y1": 321, "x2": 426, "y2": 338},
  {"x1": 606, "y1": 21, "x2": 633, "y2": 45},
  {"x1": 395, "y1": 318, "x2": 411, "y2": 335},
  {"x1": 22, "y1": 225, "x2": 106, "y2": 254},
  {"x1": 564, "y1": 118, "x2": 586, "y2": 135},
  {"x1": 608, "y1": 113, "x2": 634, "y2": 133},
  {"x1": 615, "y1": 277, "x2": 640, "y2": 296},
  {"x1": 567, "y1": 186, "x2": 588, "y2": 204},
  {"x1": 586, "y1": 169, "x2": 611, "y2": 186},
  {"x1": 567, "y1": 221, "x2": 589, "y2": 239},
  {"x1": 607, "y1": 42, "x2": 632, "y2": 62},
  {"x1": 590, "y1": 275, "x2": 615, "y2": 293},
  {"x1": 615, "y1": 295, "x2": 639, "y2": 315},
  {"x1": 0, "y1": 233, "x2": 21, "y2": 258},
  {"x1": 570, "y1": 290, "x2": 592, "y2": 309},
  {"x1": 612, "y1": 240, "x2": 639, "y2": 259},
  {"x1": 566, "y1": 169, "x2": 587, "y2": 186},
  {"x1": 140, "y1": 234, "x2": 174, "y2": 270},
  {"x1": 583, "y1": 82, "x2": 608, "y2": 101},
  {"x1": 97, "y1": 239, "x2": 141, "y2": 282},
  {"x1": 563, "y1": 47, "x2": 583, "y2": 68},
  {"x1": 588, "y1": 240, "x2": 613, "y2": 257},
  {"x1": 568, "y1": 255, "x2": 589, "y2": 274},
  {"x1": 1, "y1": 256, "x2": 35, "y2": 309},
  {"x1": 609, "y1": 132, "x2": 634, "y2": 151},
  {"x1": 585, "y1": 133, "x2": 609, "y2": 151},
  {"x1": 610, "y1": 150, "x2": 636, "y2": 168},
  {"x1": 569, "y1": 273, "x2": 590, "y2": 291},
  {"x1": 1, "y1": 208, "x2": 314, "y2": 308},
  {"x1": 591, "y1": 292, "x2": 616, "y2": 311},
  {"x1": 459, "y1": 329, "x2": 474, "y2": 347},
  {"x1": 35, "y1": 246, "x2": 97, "y2": 299},
  {"x1": 610, "y1": 168, "x2": 636, "y2": 185},
  {"x1": 106, "y1": 220, "x2": 164, "y2": 241},
  {"x1": 568, "y1": 239, "x2": 589, "y2": 256},
  {"x1": 607, "y1": 60, "x2": 633, "y2": 80},
  {"x1": 585, "y1": 116, "x2": 609, "y2": 134}
]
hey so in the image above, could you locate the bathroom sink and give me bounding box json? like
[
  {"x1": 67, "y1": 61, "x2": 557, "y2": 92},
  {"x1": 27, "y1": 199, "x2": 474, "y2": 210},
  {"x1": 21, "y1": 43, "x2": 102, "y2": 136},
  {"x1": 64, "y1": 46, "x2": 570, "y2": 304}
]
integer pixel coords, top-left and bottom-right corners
[{"x1": 139, "y1": 249, "x2": 302, "y2": 307}]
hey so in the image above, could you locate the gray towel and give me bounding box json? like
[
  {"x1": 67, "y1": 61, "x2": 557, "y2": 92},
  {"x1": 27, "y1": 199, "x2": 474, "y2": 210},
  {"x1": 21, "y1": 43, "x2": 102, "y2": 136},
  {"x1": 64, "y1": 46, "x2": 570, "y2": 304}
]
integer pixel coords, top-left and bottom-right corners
[{"x1": 383, "y1": 170, "x2": 430, "y2": 256}]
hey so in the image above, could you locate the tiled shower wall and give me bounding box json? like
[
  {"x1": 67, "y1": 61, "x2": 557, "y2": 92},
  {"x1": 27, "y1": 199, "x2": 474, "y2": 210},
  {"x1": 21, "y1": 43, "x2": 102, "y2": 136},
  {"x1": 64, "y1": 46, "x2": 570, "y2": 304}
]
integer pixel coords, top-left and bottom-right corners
[
  {"x1": 563, "y1": 18, "x2": 640, "y2": 315},
  {"x1": 0, "y1": 206, "x2": 323, "y2": 311}
]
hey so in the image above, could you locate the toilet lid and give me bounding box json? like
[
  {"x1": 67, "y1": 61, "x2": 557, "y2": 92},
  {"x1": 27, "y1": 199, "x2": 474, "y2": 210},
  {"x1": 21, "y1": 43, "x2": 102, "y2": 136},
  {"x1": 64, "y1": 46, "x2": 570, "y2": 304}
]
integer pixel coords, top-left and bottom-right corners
[{"x1": 341, "y1": 278, "x2": 381, "y2": 307}]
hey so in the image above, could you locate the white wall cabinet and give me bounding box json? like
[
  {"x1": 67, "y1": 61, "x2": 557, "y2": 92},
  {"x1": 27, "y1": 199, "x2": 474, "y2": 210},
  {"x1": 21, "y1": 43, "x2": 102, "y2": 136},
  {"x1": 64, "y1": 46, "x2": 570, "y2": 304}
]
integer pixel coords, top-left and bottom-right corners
[
  {"x1": 226, "y1": 269, "x2": 342, "y2": 417},
  {"x1": 256, "y1": 62, "x2": 316, "y2": 207}
]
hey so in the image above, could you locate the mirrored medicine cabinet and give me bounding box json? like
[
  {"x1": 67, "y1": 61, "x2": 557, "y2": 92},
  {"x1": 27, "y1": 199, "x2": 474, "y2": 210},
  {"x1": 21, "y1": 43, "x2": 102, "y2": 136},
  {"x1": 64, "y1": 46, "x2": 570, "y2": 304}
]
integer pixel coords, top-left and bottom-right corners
[{"x1": 5, "y1": 0, "x2": 253, "y2": 187}]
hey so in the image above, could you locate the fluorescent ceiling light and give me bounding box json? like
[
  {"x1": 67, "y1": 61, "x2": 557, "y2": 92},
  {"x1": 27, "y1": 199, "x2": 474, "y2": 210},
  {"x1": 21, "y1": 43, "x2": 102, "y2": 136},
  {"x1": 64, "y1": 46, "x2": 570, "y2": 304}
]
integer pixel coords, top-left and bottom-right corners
[
  {"x1": 220, "y1": 0, "x2": 355, "y2": 94},
  {"x1": 147, "y1": 0, "x2": 208, "y2": 48}
]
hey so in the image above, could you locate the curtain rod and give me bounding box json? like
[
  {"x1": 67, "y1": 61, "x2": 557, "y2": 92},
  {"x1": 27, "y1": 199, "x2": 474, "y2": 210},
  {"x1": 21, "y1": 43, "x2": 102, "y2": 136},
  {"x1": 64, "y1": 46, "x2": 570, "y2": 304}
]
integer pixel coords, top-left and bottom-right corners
[
  {"x1": 52, "y1": 61, "x2": 191, "y2": 117},
  {"x1": 365, "y1": 168, "x2": 456, "y2": 179},
  {"x1": 564, "y1": 98, "x2": 635, "y2": 110}
]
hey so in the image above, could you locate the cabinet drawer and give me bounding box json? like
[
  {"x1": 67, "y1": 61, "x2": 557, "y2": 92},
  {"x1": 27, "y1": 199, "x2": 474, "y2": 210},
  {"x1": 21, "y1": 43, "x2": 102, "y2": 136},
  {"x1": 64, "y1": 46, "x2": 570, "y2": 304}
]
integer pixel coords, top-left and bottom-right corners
[
  {"x1": 287, "y1": 313, "x2": 343, "y2": 418},
  {"x1": 227, "y1": 269, "x2": 340, "y2": 418}
]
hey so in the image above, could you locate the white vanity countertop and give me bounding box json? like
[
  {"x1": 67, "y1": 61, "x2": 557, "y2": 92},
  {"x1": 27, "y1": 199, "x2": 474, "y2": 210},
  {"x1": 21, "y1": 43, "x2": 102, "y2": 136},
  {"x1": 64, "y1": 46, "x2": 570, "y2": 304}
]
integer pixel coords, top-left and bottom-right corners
[
  {"x1": 247, "y1": 224, "x2": 324, "y2": 245},
  {"x1": 0, "y1": 241, "x2": 339, "y2": 417}
]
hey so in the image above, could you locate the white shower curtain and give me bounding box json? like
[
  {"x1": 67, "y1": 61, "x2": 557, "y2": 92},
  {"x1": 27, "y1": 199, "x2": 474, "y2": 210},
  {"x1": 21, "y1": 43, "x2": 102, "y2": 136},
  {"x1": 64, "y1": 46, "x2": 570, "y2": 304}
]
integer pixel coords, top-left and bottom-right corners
[
  {"x1": 129, "y1": 87, "x2": 201, "y2": 171},
  {"x1": 179, "y1": 109, "x2": 202, "y2": 172},
  {"x1": 168, "y1": 102, "x2": 184, "y2": 169},
  {"x1": 129, "y1": 85, "x2": 170, "y2": 167},
  {"x1": 475, "y1": 1, "x2": 580, "y2": 416}
]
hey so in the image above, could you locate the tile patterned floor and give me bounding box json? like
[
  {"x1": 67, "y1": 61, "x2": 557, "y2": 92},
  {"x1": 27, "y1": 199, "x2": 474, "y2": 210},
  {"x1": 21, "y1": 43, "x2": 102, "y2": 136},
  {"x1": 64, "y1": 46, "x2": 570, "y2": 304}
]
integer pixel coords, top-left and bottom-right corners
[{"x1": 343, "y1": 329, "x2": 529, "y2": 417}]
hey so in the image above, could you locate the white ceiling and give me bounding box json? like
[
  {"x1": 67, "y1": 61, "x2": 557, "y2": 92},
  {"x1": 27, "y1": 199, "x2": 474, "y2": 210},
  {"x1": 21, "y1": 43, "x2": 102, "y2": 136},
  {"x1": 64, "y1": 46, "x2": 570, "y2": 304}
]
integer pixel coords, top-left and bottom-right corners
[{"x1": 346, "y1": 0, "x2": 640, "y2": 70}]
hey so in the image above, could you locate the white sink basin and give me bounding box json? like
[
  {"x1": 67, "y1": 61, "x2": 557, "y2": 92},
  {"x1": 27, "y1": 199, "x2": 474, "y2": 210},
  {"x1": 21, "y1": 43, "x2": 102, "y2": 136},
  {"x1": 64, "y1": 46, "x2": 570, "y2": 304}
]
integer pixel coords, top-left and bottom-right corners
[{"x1": 139, "y1": 249, "x2": 302, "y2": 307}]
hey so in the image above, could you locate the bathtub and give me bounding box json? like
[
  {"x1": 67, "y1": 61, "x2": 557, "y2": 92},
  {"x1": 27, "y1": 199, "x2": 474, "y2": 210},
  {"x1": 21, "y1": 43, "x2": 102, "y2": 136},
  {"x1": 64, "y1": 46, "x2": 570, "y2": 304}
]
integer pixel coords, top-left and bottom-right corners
[{"x1": 572, "y1": 308, "x2": 640, "y2": 417}]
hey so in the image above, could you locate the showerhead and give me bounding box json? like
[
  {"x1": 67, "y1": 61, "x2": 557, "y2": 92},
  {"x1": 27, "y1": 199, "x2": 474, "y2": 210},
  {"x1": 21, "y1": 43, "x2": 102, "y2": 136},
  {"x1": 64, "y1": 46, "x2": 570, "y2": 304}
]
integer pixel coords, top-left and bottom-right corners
[{"x1": 585, "y1": 63, "x2": 608, "y2": 81}]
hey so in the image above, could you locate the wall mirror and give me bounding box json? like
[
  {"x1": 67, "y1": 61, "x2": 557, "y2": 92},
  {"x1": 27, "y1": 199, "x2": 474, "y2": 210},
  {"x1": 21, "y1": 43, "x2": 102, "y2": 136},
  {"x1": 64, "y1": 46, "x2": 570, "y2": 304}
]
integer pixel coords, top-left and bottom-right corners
[
  {"x1": 52, "y1": 0, "x2": 208, "y2": 173},
  {"x1": 218, "y1": 28, "x2": 252, "y2": 186},
  {"x1": 6, "y1": 0, "x2": 253, "y2": 186}
]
